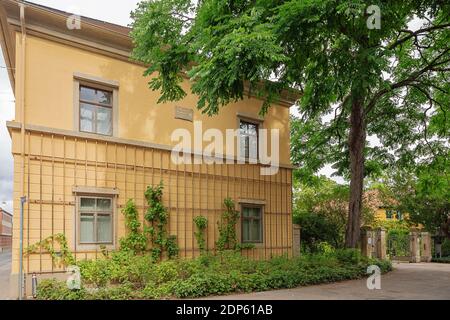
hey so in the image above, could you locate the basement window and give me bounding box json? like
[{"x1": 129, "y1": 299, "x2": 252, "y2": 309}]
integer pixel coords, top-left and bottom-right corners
[{"x1": 79, "y1": 85, "x2": 113, "y2": 136}]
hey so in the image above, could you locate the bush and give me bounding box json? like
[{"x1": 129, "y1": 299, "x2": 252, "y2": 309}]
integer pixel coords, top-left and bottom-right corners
[
  {"x1": 432, "y1": 256, "x2": 450, "y2": 264},
  {"x1": 36, "y1": 251, "x2": 392, "y2": 300},
  {"x1": 36, "y1": 279, "x2": 88, "y2": 300},
  {"x1": 335, "y1": 248, "x2": 363, "y2": 265},
  {"x1": 442, "y1": 238, "x2": 450, "y2": 257}
]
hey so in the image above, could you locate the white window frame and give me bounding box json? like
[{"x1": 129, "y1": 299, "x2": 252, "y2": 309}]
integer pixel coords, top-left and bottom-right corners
[
  {"x1": 73, "y1": 187, "x2": 119, "y2": 251},
  {"x1": 78, "y1": 196, "x2": 114, "y2": 245},
  {"x1": 73, "y1": 72, "x2": 119, "y2": 137}
]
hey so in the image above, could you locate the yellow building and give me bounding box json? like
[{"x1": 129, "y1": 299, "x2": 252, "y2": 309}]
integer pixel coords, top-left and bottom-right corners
[
  {"x1": 0, "y1": 1, "x2": 297, "y2": 297},
  {"x1": 375, "y1": 207, "x2": 405, "y2": 222}
]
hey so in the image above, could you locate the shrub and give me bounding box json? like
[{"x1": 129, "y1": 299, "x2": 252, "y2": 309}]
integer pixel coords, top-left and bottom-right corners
[
  {"x1": 442, "y1": 238, "x2": 450, "y2": 257},
  {"x1": 432, "y1": 256, "x2": 450, "y2": 264},
  {"x1": 36, "y1": 279, "x2": 87, "y2": 300},
  {"x1": 335, "y1": 248, "x2": 363, "y2": 265},
  {"x1": 36, "y1": 250, "x2": 392, "y2": 300}
]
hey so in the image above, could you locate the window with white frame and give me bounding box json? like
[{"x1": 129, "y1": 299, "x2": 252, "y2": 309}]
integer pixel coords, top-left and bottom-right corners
[
  {"x1": 79, "y1": 197, "x2": 113, "y2": 244},
  {"x1": 79, "y1": 85, "x2": 113, "y2": 136},
  {"x1": 239, "y1": 120, "x2": 258, "y2": 160}
]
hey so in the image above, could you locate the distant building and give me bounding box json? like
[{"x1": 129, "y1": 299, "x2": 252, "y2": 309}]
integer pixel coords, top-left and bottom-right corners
[
  {"x1": 375, "y1": 207, "x2": 405, "y2": 221},
  {"x1": 0, "y1": 208, "x2": 13, "y2": 251}
]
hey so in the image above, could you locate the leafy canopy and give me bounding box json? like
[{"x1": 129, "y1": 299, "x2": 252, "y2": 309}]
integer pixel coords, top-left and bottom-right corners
[{"x1": 131, "y1": 0, "x2": 449, "y2": 182}]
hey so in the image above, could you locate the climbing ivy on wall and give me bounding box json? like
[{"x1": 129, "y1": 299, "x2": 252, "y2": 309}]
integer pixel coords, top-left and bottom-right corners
[
  {"x1": 119, "y1": 199, "x2": 147, "y2": 254},
  {"x1": 193, "y1": 216, "x2": 208, "y2": 254},
  {"x1": 145, "y1": 182, "x2": 179, "y2": 261},
  {"x1": 216, "y1": 198, "x2": 240, "y2": 251},
  {"x1": 25, "y1": 233, "x2": 75, "y2": 267}
]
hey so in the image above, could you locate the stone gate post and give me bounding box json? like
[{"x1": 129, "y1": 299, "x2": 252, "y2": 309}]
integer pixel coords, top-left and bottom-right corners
[
  {"x1": 410, "y1": 229, "x2": 421, "y2": 263},
  {"x1": 375, "y1": 227, "x2": 387, "y2": 260},
  {"x1": 420, "y1": 232, "x2": 432, "y2": 262},
  {"x1": 361, "y1": 226, "x2": 374, "y2": 258}
]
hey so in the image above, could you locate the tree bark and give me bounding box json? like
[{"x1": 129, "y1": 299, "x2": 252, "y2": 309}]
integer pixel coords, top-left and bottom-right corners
[{"x1": 345, "y1": 98, "x2": 366, "y2": 248}]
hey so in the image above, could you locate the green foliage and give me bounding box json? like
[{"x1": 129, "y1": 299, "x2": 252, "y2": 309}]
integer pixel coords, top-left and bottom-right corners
[
  {"x1": 145, "y1": 182, "x2": 179, "y2": 261},
  {"x1": 130, "y1": 0, "x2": 450, "y2": 248},
  {"x1": 25, "y1": 233, "x2": 75, "y2": 267},
  {"x1": 432, "y1": 256, "x2": 450, "y2": 264},
  {"x1": 379, "y1": 155, "x2": 449, "y2": 239},
  {"x1": 216, "y1": 198, "x2": 240, "y2": 251},
  {"x1": 36, "y1": 250, "x2": 392, "y2": 300},
  {"x1": 193, "y1": 215, "x2": 208, "y2": 253},
  {"x1": 36, "y1": 279, "x2": 87, "y2": 300},
  {"x1": 78, "y1": 250, "x2": 153, "y2": 287},
  {"x1": 334, "y1": 248, "x2": 363, "y2": 265},
  {"x1": 372, "y1": 219, "x2": 411, "y2": 232},
  {"x1": 387, "y1": 229, "x2": 410, "y2": 258},
  {"x1": 443, "y1": 239, "x2": 450, "y2": 257},
  {"x1": 119, "y1": 199, "x2": 147, "y2": 254},
  {"x1": 293, "y1": 176, "x2": 375, "y2": 250},
  {"x1": 36, "y1": 279, "x2": 141, "y2": 300}
]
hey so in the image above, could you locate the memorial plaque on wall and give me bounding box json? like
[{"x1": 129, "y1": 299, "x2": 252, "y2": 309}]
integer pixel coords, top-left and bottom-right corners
[{"x1": 175, "y1": 106, "x2": 194, "y2": 122}]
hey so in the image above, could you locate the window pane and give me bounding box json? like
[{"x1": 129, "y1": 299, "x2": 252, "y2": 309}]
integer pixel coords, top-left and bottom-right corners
[
  {"x1": 242, "y1": 207, "x2": 250, "y2": 217},
  {"x1": 97, "y1": 215, "x2": 112, "y2": 243},
  {"x1": 96, "y1": 106, "x2": 112, "y2": 135},
  {"x1": 251, "y1": 219, "x2": 261, "y2": 241},
  {"x1": 247, "y1": 123, "x2": 257, "y2": 135},
  {"x1": 97, "y1": 198, "x2": 112, "y2": 210},
  {"x1": 80, "y1": 214, "x2": 94, "y2": 243},
  {"x1": 239, "y1": 121, "x2": 258, "y2": 160},
  {"x1": 242, "y1": 219, "x2": 250, "y2": 241},
  {"x1": 80, "y1": 86, "x2": 112, "y2": 105},
  {"x1": 80, "y1": 198, "x2": 96, "y2": 210},
  {"x1": 80, "y1": 103, "x2": 95, "y2": 133},
  {"x1": 250, "y1": 208, "x2": 261, "y2": 218},
  {"x1": 248, "y1": 134, "x2": 258, "y2": 159},
  {"x1": 239, "y1": 135, "x2": 247, "y2": 159}
]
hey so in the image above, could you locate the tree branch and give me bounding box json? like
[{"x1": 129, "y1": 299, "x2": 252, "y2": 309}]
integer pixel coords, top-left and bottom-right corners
[
  {"x1": 365, "y1": 48, "x2": 450, "y2": 115},
  {"x1": 387, "y1": 23, "x2": 450, "y2": 50}
]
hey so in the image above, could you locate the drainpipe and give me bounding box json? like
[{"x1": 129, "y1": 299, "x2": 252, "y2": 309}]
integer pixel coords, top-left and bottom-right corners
[
  {"x1": 18, "y1": 1, "x2": 27, "y2": 300},
  {"x1": 19, "y1": 196, "x2": 26, "y2": 300}
]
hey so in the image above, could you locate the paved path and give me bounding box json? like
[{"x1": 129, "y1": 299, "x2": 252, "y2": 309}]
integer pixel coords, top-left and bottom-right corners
[
  {"x1": 0, "y1": 251, "x2": 11, "y2": 300},
  {"x1": 206, "y1": 263, "x2": 450, "y2": 300}
]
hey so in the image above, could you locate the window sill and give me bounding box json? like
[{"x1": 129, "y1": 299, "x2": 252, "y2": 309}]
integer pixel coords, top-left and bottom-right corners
[
  {"x1": 241, "y1": 242, "x2": 265, "y2": 249},
  {"x1": 76, "y1": 243, "x2": 116, "y2": 252}
]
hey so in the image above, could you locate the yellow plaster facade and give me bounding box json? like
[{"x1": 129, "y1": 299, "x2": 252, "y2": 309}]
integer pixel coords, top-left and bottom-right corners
[{"x1": 0, "y1": 0, "x2": 296, "y2": 293}]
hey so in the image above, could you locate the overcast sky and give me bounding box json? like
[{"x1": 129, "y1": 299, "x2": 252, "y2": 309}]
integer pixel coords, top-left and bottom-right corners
[{"x1": 0, "y1": 0, "x2": 352, "y2": 215}]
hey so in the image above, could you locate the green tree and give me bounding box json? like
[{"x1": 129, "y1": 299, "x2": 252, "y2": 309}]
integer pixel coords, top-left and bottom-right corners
[
  {"x1": 131, "y1": 0, "x2": 450, "y2": 247},
  {"x1": 293, "y1": 175, "x2": 375, "y2": 249},
  {"x1": 382, "y1": 154, "x2": 449, "y2": 238}
]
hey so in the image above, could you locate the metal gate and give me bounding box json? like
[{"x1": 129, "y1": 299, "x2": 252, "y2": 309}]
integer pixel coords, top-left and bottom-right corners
[{"x1": 387, "y1": 231, "x2": 410, "y2": 261}]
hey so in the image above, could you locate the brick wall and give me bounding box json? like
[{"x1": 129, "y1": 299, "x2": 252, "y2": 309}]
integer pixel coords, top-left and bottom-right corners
[
  {"x1": 0, "y1": 235, "x2": 12, "y2": 249},
  {"x1": 0, "y1": 209, "x2": 13, "y2": 250}
]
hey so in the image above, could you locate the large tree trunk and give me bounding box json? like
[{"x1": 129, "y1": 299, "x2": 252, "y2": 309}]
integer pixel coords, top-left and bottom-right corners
[{"x1": 345, "y1": 99, "x2": 366, "y2": 248}]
